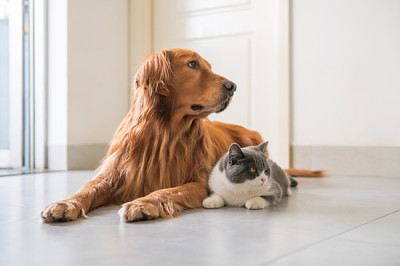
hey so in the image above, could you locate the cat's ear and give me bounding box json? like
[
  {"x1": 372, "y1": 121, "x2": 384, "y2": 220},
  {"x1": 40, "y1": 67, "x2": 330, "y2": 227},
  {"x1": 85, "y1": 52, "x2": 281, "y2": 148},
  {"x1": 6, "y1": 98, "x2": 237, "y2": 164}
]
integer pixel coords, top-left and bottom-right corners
[
  {"x1": 257, "y1": 141, "x2": 269, "y2": 153},
  {"x1": 228, "y1": 143, "x2": 245, "y2": 165}
]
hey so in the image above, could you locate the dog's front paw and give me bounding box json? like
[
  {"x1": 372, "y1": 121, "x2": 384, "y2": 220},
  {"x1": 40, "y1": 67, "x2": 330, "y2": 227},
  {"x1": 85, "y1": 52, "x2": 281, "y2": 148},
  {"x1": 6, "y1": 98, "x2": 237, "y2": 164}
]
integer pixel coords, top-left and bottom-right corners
[
  {"x1": 202, "y1": 194, "x2": 224, "y2": 209},
  {"x1": 41, "y1": 200, "x2": 87, "y2": 222},
  {"x1": 245, "y1": 197, "x2": 269, "y2": 210},
  {"x1": 119, "y1": 199, "x2": 162, "y2": 222}
]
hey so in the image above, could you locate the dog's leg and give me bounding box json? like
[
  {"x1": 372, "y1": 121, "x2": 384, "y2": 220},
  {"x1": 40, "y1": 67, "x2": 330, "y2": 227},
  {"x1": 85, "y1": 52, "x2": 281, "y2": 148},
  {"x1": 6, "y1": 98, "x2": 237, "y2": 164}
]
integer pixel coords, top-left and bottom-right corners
[
  {"x1": 40, "y1": 175, "x2": 114, "y2": 222},
  {"x1": 119, "y1": 181, "x2": 208, "y2": 222}
]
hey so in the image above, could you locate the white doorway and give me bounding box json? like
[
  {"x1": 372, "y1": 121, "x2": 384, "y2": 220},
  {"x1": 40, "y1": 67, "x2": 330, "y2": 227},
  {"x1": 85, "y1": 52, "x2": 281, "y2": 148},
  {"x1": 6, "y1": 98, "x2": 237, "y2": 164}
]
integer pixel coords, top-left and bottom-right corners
[{"x1": 130, "y1": 0, "x2": 290, "y2": 167}]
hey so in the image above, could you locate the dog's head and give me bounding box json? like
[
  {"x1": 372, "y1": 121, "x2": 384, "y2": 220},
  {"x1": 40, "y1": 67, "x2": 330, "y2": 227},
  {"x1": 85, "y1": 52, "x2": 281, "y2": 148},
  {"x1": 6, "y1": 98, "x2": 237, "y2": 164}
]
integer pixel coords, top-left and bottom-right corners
[{"x1": 133, "y1": 49, "x2": 236, "y2": 120}]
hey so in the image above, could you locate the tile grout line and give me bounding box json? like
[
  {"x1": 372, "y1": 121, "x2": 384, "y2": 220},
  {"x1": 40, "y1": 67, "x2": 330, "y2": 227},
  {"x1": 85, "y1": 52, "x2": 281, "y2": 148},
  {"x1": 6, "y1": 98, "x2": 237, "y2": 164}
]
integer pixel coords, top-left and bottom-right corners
[{"x1": 258, "y1": 209, "x2": 400, "y2": 266}]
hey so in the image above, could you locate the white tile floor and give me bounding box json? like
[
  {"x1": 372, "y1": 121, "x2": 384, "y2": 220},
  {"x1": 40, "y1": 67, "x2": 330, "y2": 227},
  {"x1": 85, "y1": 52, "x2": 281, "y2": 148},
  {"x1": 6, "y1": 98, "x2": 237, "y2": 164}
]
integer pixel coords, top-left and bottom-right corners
[{"x1": 0, "y1": 171, "x2": 399, "y2": 266}]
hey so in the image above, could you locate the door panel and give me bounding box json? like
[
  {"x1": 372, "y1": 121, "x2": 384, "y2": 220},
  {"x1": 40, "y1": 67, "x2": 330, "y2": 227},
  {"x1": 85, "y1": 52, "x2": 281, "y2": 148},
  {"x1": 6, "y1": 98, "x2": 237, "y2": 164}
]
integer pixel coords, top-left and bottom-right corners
[
  {"x1": 153, "y1": 0, "x2": 289, "y2": 167},
  {"x1": 179, "y1": 0, "x2": 249, "y2": 12},
  {"x1": 185, "y1": 37, "x2": 251, "y2": 127}
]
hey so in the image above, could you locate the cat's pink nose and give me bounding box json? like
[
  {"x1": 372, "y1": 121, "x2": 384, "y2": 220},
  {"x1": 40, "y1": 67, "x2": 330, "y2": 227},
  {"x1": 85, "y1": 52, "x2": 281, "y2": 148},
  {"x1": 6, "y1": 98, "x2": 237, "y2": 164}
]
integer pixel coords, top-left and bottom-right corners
[{"x1": 261, "y1": 177, "x2": 266, "y2": 183}]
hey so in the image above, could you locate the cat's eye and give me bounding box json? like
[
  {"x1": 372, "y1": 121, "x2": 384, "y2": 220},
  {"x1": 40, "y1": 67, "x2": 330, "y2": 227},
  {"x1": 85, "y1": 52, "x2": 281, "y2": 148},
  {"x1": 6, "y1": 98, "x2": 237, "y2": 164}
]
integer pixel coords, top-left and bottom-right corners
[
  {"x1": 250, "y1": 168, "x2": 257, "y2": 173},
  {"x1": 265, "y1": 168, "x2": 270, "y2": 175},
  {"x1": 188, "y1": 60, "x2": 199, "y2": 69}
]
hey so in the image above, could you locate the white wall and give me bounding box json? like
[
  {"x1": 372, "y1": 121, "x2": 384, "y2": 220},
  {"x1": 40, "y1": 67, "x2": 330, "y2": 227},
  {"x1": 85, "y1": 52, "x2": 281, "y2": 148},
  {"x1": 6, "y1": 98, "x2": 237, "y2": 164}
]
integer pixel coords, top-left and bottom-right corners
[
  {"x1": 47, "y1": 0, "x2": 68, "y2": 168},
  {"x1": 47, "y1": 0, "x2": 129, "y2": 169},
  {"x1": 68, "y1": 0, "x2": 129, "y2": 146},
  {"x1": 292, "y1": 0, "x2": 400, "y2": 147}
]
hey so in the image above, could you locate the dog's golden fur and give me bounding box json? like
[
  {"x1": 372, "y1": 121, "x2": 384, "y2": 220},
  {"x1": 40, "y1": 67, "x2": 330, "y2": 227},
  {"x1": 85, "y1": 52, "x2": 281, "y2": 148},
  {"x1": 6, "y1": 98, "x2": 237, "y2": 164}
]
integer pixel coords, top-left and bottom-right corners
[{"x1": 41, "y1": 49, "x2": 323, "y2": 222}]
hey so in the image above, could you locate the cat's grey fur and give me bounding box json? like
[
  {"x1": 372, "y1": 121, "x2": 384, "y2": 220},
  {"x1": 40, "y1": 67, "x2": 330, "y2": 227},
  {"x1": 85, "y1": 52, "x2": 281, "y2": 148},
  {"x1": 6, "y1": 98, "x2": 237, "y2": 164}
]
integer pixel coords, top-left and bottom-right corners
[{"x1": 203, "y1": 142, "x2": 295, "y2": 210}]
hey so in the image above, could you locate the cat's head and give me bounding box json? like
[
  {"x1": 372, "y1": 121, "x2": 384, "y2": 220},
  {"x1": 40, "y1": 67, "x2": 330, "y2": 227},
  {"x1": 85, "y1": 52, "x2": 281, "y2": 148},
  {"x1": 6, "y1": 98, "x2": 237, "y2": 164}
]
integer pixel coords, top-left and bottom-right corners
[{"x1": 224, "y1": 142, "x2": 270, "y2": 188}]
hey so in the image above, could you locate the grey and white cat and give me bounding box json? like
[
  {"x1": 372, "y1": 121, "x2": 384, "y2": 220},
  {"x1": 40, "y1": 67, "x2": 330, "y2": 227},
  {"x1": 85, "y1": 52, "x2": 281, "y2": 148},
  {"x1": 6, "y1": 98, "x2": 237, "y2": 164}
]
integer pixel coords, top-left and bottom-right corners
[{"x1": 203, "y1": 142, "x2": 296, "y2": 210}]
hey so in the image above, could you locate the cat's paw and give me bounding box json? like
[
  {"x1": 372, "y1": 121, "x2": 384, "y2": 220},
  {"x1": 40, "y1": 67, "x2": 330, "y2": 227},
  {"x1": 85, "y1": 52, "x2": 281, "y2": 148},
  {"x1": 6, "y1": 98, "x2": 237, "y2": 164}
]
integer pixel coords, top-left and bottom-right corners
[
  {"x1": 202, "y1": 194, "x2": 224, "y2": 209},
  {"x1": 245, "y1": 197, "x2": 269, "y2": 210}
]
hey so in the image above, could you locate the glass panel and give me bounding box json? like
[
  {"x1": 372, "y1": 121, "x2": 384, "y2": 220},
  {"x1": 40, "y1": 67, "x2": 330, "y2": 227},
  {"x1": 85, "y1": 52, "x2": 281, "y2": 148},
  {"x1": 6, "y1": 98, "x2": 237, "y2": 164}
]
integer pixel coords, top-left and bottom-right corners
[
  {"x1": 23, "y1": 0, "x2": 30, "y2": 166},
  {"x1": 0, "y1": 0, "x2": 10, "y2": 150}
]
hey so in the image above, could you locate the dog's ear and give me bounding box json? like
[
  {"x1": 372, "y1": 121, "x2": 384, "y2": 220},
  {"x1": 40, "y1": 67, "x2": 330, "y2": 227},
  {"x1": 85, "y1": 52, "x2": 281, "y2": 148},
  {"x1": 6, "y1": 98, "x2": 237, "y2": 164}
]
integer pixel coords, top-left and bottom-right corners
[{"x1": 134, "y1": 50, "x2": 172, "y2": 96}]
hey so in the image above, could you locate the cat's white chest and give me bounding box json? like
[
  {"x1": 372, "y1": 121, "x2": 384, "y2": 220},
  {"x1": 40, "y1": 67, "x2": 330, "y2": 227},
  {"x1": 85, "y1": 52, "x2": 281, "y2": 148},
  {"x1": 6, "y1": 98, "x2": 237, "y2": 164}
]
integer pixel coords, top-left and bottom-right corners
[{"x1": 208, "y1": 164, "x2": 271, "y2": 207}]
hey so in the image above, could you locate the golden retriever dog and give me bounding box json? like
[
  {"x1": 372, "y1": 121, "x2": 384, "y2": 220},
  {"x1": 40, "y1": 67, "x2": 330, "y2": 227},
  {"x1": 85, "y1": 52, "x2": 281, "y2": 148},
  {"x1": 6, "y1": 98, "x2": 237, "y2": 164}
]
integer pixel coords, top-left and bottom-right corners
[{"x1": 41, "y1": 49, "x2": 323, "y2": 222}]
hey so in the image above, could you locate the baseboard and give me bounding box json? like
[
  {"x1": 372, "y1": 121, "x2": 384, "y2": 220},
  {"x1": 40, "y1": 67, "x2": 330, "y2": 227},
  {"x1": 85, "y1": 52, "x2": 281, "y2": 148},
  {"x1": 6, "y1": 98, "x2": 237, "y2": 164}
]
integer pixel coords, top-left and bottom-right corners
[
  {"x1": 48, "y1": 144, "x2": 400, "y2": 175},
  {"x1": 67, "y1": 144, "x2": 108, "y2": 170},
  {"x1": 291, "y1": 145, "x2": 400, "y2": 177},
  {"x1": 48, "y1": 144, "x2": 108, "y2": 170}
]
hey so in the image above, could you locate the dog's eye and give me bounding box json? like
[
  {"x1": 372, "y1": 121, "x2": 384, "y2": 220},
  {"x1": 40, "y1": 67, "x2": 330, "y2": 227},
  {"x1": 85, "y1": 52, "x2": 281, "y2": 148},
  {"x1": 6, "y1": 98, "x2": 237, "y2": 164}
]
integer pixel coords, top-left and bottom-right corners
[
  {"x1": 188, "y1": 60, "x2": 198, "y2": 69},
  {"x1": 250, "y1": 168, "x2": 257, "y2": 174}
]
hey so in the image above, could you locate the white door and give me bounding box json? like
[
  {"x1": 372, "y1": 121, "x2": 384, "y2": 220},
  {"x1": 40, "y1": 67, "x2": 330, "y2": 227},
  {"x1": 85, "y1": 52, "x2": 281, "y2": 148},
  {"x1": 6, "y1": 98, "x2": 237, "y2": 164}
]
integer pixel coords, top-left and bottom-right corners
[{"x1": 152, "y1": 0, "x2": 290, "y2": 167}]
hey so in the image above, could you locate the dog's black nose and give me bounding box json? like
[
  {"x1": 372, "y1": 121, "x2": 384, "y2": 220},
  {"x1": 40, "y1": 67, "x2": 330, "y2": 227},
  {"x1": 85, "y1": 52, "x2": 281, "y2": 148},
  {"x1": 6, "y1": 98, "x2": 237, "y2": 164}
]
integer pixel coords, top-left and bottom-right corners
[{"x1": 223, "y1": 81, "x2": 237, "y2": 96}]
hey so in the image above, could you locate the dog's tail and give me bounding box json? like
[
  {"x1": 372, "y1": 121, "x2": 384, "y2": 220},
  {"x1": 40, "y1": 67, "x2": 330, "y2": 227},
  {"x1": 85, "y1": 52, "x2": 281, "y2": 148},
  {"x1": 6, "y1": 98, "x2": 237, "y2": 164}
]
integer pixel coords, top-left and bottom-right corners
[{"x1": 284, "y1": 168, "x2": 326, "y2": 178}]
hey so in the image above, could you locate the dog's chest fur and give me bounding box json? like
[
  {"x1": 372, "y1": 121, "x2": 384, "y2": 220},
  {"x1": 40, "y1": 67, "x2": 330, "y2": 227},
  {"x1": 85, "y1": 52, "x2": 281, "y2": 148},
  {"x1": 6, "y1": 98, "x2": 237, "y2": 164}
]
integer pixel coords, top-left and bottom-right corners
[{"x1": 110, "y1": 120, "x2": 221, "y2": 202}]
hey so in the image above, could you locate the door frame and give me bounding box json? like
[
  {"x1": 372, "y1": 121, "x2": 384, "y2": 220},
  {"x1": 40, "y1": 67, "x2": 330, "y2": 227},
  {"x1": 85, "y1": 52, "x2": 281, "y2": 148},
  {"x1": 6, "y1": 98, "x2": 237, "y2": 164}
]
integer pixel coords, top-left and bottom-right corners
[{"x1": 128, "y1": 0, "x2": 291, "y2": 167}]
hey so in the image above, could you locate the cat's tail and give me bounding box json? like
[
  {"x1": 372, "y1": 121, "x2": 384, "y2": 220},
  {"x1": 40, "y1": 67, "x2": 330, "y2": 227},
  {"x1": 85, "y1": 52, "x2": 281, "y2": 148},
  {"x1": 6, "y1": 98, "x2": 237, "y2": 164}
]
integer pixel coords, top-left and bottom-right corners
[
  {"x1": 289, "y1": 178, "x2": 298, "y2": 187},
  {"x1": 284, "y1": 168, "x2": 326, "y2": 178}
]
